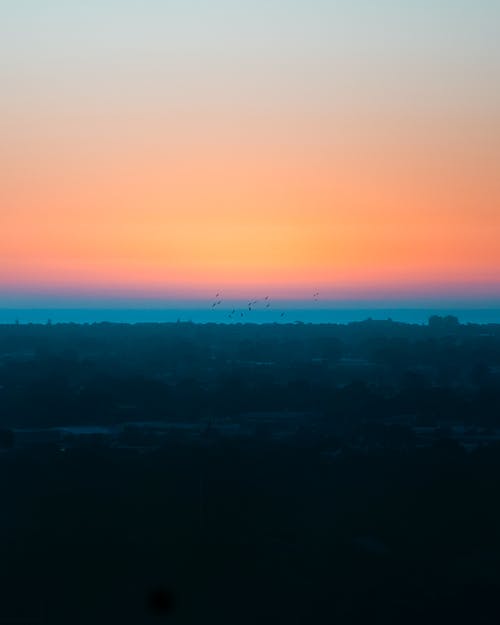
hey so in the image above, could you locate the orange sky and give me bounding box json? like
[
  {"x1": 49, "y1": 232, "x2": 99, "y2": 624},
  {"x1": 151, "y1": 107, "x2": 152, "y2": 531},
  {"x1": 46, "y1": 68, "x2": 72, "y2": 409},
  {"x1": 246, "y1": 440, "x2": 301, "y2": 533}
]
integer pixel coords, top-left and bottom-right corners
[
  {"x1": 2, "y1": 114, "x2": 499, "y2": 300},
  {"x1": 1, "y1": 1, "x2": 499, "y2": 302}
]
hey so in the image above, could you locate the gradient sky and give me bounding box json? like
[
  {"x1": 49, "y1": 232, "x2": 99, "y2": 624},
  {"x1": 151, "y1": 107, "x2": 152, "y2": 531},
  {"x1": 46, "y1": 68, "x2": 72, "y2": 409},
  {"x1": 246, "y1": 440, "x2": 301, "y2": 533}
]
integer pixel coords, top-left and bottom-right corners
[{"x1": 1, "y1": 1, "x2": 499, "y2": 304}]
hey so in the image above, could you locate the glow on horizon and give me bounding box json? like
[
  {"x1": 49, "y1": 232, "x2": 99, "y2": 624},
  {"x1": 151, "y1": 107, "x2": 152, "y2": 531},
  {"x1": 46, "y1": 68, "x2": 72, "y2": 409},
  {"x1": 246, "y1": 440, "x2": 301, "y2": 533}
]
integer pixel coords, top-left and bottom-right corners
[{"x1": 1, "y1": 1, "x2": 499, "y2": 303}]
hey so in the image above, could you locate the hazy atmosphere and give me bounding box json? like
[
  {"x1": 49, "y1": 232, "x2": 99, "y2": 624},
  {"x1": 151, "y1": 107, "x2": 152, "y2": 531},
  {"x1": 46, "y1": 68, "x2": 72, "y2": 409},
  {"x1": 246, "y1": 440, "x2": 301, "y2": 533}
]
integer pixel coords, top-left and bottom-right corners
[
  {"x1": 1, "y1": 1, "x2": 499, "y2": 306},
  {"x1": 1, "y1": 3, "x2": 500, "y2": 625}
]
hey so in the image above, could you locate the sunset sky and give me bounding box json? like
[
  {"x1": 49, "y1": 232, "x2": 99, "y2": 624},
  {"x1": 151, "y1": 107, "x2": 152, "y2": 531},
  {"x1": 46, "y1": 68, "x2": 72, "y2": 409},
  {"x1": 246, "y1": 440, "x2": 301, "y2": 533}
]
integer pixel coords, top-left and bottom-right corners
[{"x1": 1, "y1": 1, "x2": 499, "y2": 305}]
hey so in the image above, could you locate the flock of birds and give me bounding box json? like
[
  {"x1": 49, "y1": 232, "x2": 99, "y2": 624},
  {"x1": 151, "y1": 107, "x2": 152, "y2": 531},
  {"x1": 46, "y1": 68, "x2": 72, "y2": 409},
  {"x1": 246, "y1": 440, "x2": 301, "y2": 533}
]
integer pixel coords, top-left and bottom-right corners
[{"x1": 210, "y1": 291, "x2": 321, "y2": 321}]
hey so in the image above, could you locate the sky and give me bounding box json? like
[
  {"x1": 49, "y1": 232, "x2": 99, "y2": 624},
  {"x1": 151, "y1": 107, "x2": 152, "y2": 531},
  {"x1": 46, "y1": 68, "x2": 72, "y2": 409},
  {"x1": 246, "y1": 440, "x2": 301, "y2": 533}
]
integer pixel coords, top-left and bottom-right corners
[{"x1": 1, "y1": 1, "x2": 499, "y2": 306}]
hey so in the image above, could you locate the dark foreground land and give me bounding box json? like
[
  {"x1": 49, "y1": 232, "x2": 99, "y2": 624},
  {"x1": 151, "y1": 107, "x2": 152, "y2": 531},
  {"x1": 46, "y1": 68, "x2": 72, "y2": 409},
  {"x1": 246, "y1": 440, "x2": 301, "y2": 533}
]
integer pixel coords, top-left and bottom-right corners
[{"x1": 1, "y1": 317, "x2": 500, "y2": 624}]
